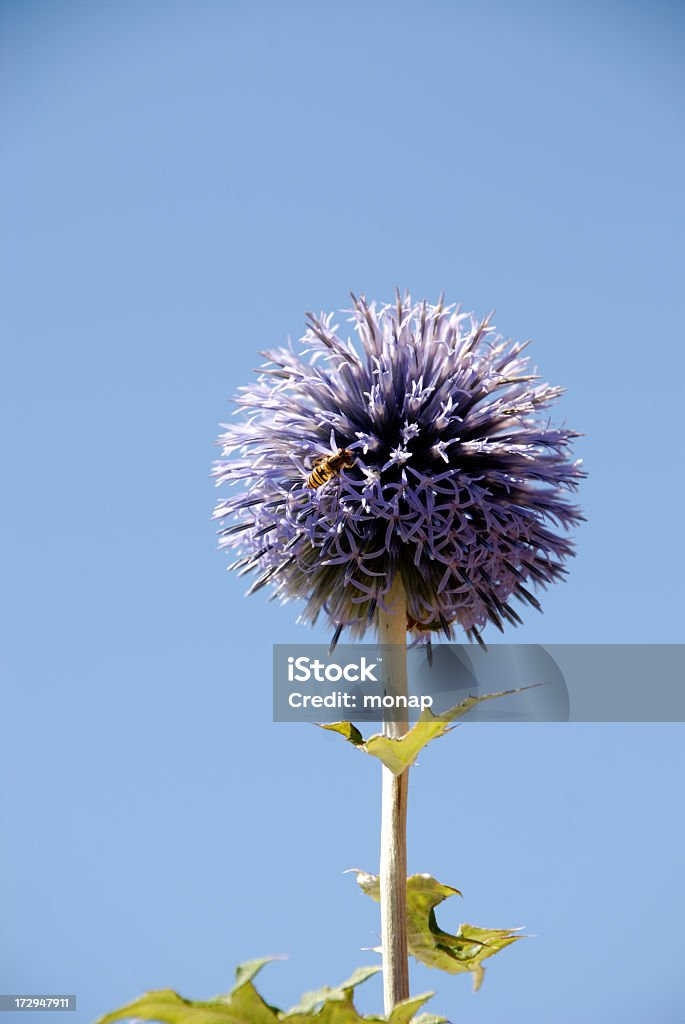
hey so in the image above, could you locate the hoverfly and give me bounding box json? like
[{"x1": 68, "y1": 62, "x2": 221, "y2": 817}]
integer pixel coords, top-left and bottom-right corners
[{"x1": 306, "y1": 448, "x2": 355, "y2": 489}]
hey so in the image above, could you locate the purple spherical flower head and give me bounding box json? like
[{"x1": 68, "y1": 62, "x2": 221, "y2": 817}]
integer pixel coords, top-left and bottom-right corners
[{"x1": 212, "y1": 294, "x2": 584, "y2": 646}]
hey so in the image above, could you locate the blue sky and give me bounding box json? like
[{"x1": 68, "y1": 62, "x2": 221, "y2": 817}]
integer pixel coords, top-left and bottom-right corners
[{"x1": 2, "y1": 1, "x2": 684, "y2": 1022}]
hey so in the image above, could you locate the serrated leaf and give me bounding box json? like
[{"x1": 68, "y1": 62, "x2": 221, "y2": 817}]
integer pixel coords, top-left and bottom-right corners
[
  {"x1": 283, "y1": 965, "x2": 380, "y2": 1017},
  {"x1": 95, "y1": 959, "x2": 441, "y2": 1024},
  {"x1": 322, "y1": 689, "x2": 529, "y2": 775},
  {"x1": 355, "y1": 872, "x2": 524, "y2": 991},
  {"x1": 95, "y1": 988, "x2": 277, "y2": 1024},
  {"x1": 320, "y1": 721, "x2": 365, "y2": 746},
  {"x1": 385, "y1": 994, "x2": 445, "y2": 1024},
  {"x1": 234, "y1": 955, "x2": 284, "y2": 989}
]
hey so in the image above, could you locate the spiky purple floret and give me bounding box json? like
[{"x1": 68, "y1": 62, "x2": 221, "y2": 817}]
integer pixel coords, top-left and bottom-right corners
[{"x1": 212, "y1": 294, "x2": 584, "y2": 643}]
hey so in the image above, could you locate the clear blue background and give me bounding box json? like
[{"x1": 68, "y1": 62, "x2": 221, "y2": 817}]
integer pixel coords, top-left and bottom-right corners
[{"x1": 2, "y1": 1, "x2": 684, "y2": 1022}]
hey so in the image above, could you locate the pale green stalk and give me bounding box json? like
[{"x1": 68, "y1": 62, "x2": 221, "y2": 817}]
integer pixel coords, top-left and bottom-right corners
[{"x1": 377, "y1": 574, "x2": 410, "y2": 1011}]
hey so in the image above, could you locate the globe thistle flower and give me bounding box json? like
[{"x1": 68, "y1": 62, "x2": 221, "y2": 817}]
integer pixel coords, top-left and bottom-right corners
[{"x1": 212, "y1": 293, "x2": 584, "y2": 646}]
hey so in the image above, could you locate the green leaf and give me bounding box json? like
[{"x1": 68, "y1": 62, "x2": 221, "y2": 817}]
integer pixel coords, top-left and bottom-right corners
[
  {"x1": 355, "y1": 872, "x2": 524, "y2": 991},
  {"x1": 95, "y1": 959, "x2": 444, "y2": 1024},
  {"x1": 234, "y1": 956, "x2": 285, "y2": 989},
  {"x1": 283, "y1": 965, "x2": 380, "y2": 1018},
  {"x1": 321, "y1": 689, "x2": 530, "y2": 775},
  {"x1": 320, "y1": 721, "x2": 365, "y2": 747},
  {"x1": 384, "y1": 995, "x2": 445, "y2": 1024},
  {"x1": 95, "y1": 960, "x2": 282, "y2": 1024},
  {"x1": 95, "y1": 988, "x2": 276, "y2": 1024}
]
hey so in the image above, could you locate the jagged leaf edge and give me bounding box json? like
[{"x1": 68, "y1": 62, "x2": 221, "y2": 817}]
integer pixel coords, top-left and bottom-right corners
[
  {"x1": 94, "y1": 959, "x2": 442, "y2": 1024},
  {"x1": 320, "y1": 688, "x2": 536, "y2": 774},
  {"x1": 355, "y1": 872, "x2": 525, "y2": 990}
]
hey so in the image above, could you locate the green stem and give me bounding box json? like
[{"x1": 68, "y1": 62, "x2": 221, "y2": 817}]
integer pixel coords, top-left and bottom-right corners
[{"x1": 377, "y1": 573, "x2": 410, "y2": 1012}]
